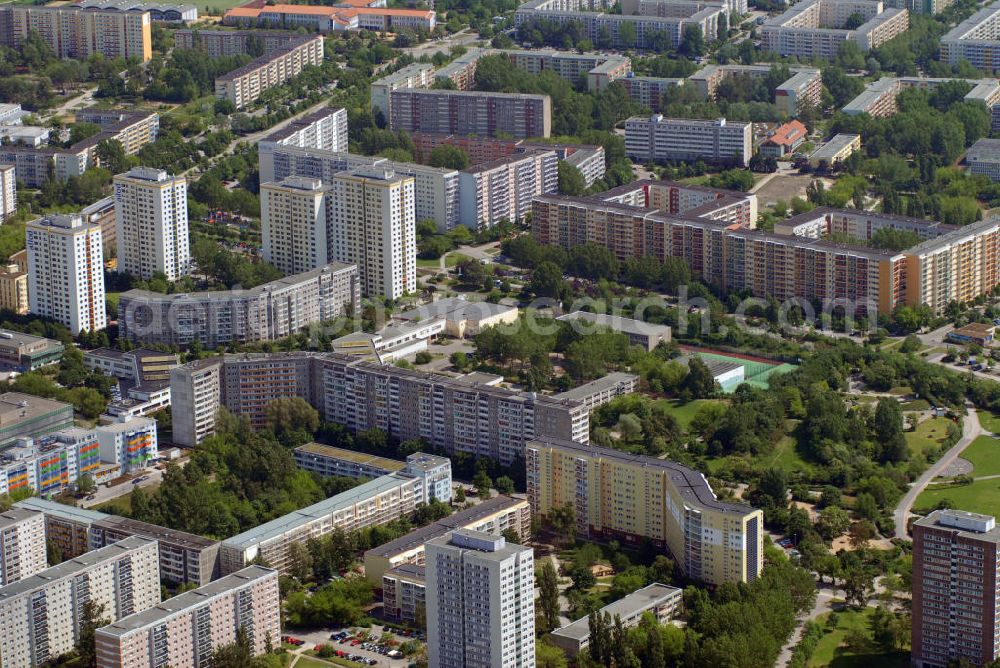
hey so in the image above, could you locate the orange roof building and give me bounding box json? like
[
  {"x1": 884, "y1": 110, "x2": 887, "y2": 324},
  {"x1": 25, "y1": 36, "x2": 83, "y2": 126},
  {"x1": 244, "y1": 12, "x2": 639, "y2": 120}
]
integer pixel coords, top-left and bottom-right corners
[
  {"x1": 223, "y1": 1, "x2": 434, "y2": 31},
  {"x1": 760, "y1": 120, "x2": 808, "y2": 157}
]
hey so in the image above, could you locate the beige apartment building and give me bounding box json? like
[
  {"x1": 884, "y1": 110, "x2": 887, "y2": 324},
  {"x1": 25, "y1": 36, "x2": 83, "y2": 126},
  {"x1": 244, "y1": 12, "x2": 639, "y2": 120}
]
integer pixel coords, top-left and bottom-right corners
[
  {"x1": 364, "y1": 495, "x2": 531, "y2": 585},
  {"x1": 261, "y1": 176, "x2": 331, "y2": 276},
  {"x1": 0, "y1": 536, "x2": 161, "y2": 668},
  {"x1": 2, "y1": 5, "x2": 152, "y2": 62},
  {"x1": 219, "y1": 472, "x2": 423, "y2": 574},
  {"x1": 113, "y1": 167, "x2": 189, "y2": 281},
  {"x1": 527, "y1": 437, "x2": 763, "y2": 585},
  {"x1": 327, "y1": 167, "x2": 417, "y2": 299},
  {"x1": 215, "y1": 34, "x2": 324, "y2": 108},
  {"x1": 170, "y1": 353, "x2": 590, "y2": 466},
  {"x1": 94, "y1": 566, "x2": 280, "y2": 668},
  {"x1": 0, "y1": 508, "x2": 46, "y2": 587},
  {"x1": 0, "y1": 261, "x2": 28, "y2": 315}
]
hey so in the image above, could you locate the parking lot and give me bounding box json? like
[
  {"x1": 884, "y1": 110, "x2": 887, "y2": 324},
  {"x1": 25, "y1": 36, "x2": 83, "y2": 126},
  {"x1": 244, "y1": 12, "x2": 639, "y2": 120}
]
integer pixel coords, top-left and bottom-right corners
[{"x1": 283, "y1": 624, "x2": 420, "y2": 667}]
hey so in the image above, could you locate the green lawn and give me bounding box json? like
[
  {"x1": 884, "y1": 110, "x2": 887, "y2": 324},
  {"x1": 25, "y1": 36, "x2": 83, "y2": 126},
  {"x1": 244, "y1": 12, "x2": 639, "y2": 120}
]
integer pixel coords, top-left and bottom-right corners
[
  {"x1": 957, "y1": 435, "x2": 1000, "y2": 477},
  {"x1": 808, "y1": 609, "x2": 909, "y2": 668},
  {"x1": 416, "y1": 252, "x2": 471, "y2": 269},
  {"x1": 899, "y1": 399, "x2": 930, "y2": 411},
  {"x1": 915, "y1": 478, "x2": 1000, "y2": 516},
  {"x1": 979, "y1": 410, "x2": 1000, "y2": 434},
  {"x1": 905, "y1": 417, "x2": 952, "y2": 457},
  {"x1": 656, "y1": 398, "x2": 726, "y2": 430},
  {"x1": 706, "y1": 426, "x2": 811, "y2": 475},
  {"x1": 193, "y1": 0, "x2": 249, "y2": 15}
]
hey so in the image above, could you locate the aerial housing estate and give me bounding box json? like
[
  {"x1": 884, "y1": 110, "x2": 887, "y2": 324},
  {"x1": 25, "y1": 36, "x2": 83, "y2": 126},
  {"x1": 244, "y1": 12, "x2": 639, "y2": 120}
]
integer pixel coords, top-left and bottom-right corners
[
  {"x1": 0, "y1": 4, "x2": 152, "y2": 62},
  {"x1": 532, "y1": 179, "x2": 1000, "y2": 316},
  {"x1": 761, "y1": 0, "x2": 909, "y2": 59},
  {"x1": 223, "y1": 1, "x2": 435, "y2": 32},
  {"x1": 527, "y1": 437, "x2": 764, "y2": 585},
  {"x1": 514, "y1": 0, "x2": 732, "y2": 51},
  {"x1": 170, "y1": 352, "x2": 589, "y2": 463},
  {"x1": 941, "y1": 0, "x2": 1000, "y2": 72}
]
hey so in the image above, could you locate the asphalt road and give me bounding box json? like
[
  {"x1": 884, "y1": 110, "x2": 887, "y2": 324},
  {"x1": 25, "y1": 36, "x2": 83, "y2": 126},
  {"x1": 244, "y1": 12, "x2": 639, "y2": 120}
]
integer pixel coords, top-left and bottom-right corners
[{"x1": 892, "y1": 405, "x2": 982, "y2": 539}]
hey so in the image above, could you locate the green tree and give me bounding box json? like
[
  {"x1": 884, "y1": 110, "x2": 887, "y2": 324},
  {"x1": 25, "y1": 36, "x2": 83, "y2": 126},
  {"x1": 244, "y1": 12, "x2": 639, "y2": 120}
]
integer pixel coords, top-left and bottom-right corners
[
  {"x1": 495, "y1": 475, "x2": 515, "y2": 495},
  {"x1": 873, "y1": 397, "x2": 908, "y2": 463},
  {"x1": 679, "y1": 25, "x2": 705, "y2": 57},
  {"x1": 817, "y1": 506, "x2": 851, "y2": 541},
  {"x1": 537, "y1": 560, "x2": 561, "y2": 633},
  {"x1": 681, "y1": 357, "x2": 718, "y2": 399},
  {"x1": 428, "y1": 144, "x2": 470, "y2": 170},
  {"x1": 537, "y1": 639, "x2": 569, "y2": 668},
  {"x1": 76, "y1": 474, "x2": 95, "y2": 494},
  {"x1": 528, "y1": 261, "x2": 565, "y2": 299},
  {"x1": 473, "y1": 469, "x2": 492, "y2": 498},
  {"x1": 263, "y1": 397, "x2": 319, "y2": 446},
  {"x1": 557, "y1": 161, "x2": 586, "y2": 196},
  {"x1": 75, "y1": 600, "x2": 110, "y2": 667},
  {"x1": 619, "y1": 21, "x2": 637, "y2": 49}
]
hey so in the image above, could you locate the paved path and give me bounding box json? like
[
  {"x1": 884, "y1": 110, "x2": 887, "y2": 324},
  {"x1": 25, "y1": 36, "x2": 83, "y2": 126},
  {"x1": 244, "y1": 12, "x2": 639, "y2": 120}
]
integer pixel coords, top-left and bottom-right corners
[{"x1": 893, "y1": 405, "x2": 982, "y2": 539}]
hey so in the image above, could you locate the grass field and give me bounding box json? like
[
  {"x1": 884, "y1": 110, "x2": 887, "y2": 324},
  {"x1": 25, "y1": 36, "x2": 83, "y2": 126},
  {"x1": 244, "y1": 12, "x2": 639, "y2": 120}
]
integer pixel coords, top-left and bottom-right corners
[
  {"x1": 979, "y1": 410, "x2": 1000, "y2": 434},
  {"x1": 807, "y1": 609, "x2": 909, "y2": 668},
  {"x1": 416, "y1": 252, "x2": 470, "y2": 269},
  {"x1": 707, "y1": 425, "x2": 811, "y2": 475},
  {"x1": 656, "y1": 398, "x2": 725, "y2": 430},
  {"x1": 956, "y1": 435, "x2": 1000, "y2": 477},
  {"x1": 905, "y1": 417, "x2": 952, "y2": 457},
  {"x1": 193, "y1": 0, "x2": 248, "y2": 15},
  {"x1": 916, "y1": 478, "x2": 1000, "y2": 516},
  {"x1": 899, "y1": 398, "x2": 931, "y2": 411}
]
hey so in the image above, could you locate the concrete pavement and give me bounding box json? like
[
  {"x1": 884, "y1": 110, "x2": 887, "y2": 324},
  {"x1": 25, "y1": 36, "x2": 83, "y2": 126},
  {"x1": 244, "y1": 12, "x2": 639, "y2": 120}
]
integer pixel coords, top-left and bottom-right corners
[{"x1": 893, "y1": 405, "x2": 982, "y2": 539}]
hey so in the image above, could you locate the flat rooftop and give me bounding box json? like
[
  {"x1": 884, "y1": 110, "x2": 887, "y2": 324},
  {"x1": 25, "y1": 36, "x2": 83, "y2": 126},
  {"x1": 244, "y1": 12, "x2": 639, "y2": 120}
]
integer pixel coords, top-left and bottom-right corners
[
  {"x1": 0, "y1": 392, "x2": 72, "y2": 426},
  {"x1": 557, "y1": 311, "x2": 670, "y2": 338},
  {"x1": 14, "y1": 497, "x2": 107, "y2": 523},
  {"x1": 262, "y1": 107, "x2": 343, "y2": 144},
  {"x1": 294, "y1": 442, "x2": 406, "y2": 472},
  {"x1": 553, "y1": 372, "x2": 638, "y2": 402},
  {"x1": 222, "y1": 472, "x2": 417, "y2": 550},
  {"x1": 551, "y1": 583, "x2": 682, "y2": 642},
  {"x1": 0, "y1": 507, "x2": 41, "y2": 529},
  {"x1": 365, "y1": 495, "x2": 526, "y2": 559},
  {"x1": 914, "y1": 509, "x2": 1000, "y2": 542},
  {"x1": 810, "y1": 134, "x2": 860, "y2": 160},
  {"x1": 395, "y1": 297, "x2": 517, "y2": 323},
  {"x1": 967, "y1": 137, "x2": 1000, "y2": 162},
  {"x1": 385, "y1": 563, "x2": 425, "y2": 581},
  {"x1": 0, "y1": 536, "x2": 154, "y2": 603},
  {"x1": 94, "y1": 515, "x2": 218, "y2": 550},
  {"x1": 96, "y1": 566, "x2": 275, "y2": 637},
  {"x1": 0, "y1": 329, "x2": 62, "y2": 351},
  {"x1": 530, "y1": 436, "x2": 756, "y2": 516}
]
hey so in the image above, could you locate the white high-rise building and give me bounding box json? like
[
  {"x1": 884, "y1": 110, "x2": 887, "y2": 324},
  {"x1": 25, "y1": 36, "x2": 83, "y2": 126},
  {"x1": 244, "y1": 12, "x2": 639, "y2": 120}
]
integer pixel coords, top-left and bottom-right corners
[
  {"x1": 114, "y1": 167, "x2": 189, "y2": 281},
  {"x1": 0, "y1": 164, "x2": 16, "y2": 221},
  {"x1": 426, "y1": 529, "x2": 535, "y2": 668},
  {"x1": 261, "y1": 176, "x2": 330, "y2": 276},
  {"x1": 26, "y1": 214, "x2": 106, "y2": 336},
  {"x1": 328, "y1": 166, "x2": 416, "y2": 299},
  {"x1": 0, "y1": 535, "x2": 160, "y2": 668},
  {"x1": 0, "y1": 508, "x2": 46, "y2": 586}
]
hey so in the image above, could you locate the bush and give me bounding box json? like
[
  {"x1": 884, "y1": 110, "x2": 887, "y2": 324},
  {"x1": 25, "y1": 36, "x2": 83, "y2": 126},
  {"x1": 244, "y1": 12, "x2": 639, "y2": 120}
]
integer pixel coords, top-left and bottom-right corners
[{"x1": 414, "y1": 351, "x2": 433, "y2": 365}]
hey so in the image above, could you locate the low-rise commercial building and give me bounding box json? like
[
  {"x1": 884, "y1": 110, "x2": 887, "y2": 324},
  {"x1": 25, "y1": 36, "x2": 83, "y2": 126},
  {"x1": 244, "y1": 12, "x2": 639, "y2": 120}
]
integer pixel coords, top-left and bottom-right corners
[
  {"x1": 0, "y1": 330, "x2": 63, "y2": 372},
  {"x1": 364, "y1": 495, "x2": 531, "y2": 586},
  {"x1": 947, "y1": 322, "x2": 996, "y2": 346},
  {"x1": 119, "y1": 262, "x2": 359, "y2": 348},
  {"x1": 89, "y1": 515, "x2": 220, "y2": 586},
  {"x1": 558, "y1": 311, "x2": 671, "y2": 351},
  {"x1": 0, "y1": 508, "x2": 46, "y2": 587},
  {"x1": 394, "y1": 297, "x2": 520, "y2": 338},
  {"x1": 624, "y1": 115, "x2": 752, "y2": 166},
  {"x1": 223, "y1": 3, "x2": 435, "y2": 32},
  {"x1": 760, "y1": 120, "x2": 808, "y2": 158},
  {"x1": 549, "y1": 583, "x2": 683, "y2": 656},
  {"x1": 0, "y1": 392, "x2": 74, "y2": 449},
  {"x1": 527, "y1": 437, "x2": 763, "y2": 585},
  {"x1": 809, "y1": 133, "x2": 861, "y2": 167},
  {"x1": 94, "y1": 566, "x2": 280, "y2": 668},
  {"x1": 0, "y1": 536, "x2": 161, "y2": 668},
  {"x1": 215, "y1": 34, "x2": 324, "y2": 108},
  {"x1": 74, "y1": 0, "x2": 197, "y2": 22}
]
